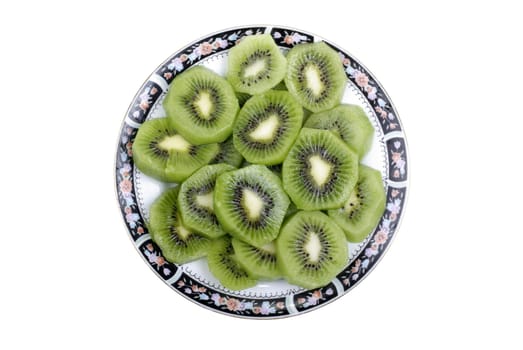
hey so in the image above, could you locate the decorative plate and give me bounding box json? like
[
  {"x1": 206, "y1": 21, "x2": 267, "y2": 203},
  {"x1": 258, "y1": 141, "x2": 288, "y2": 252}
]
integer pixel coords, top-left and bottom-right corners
[{"x1": 115, "y1": 25, "x2": 408, "y2": 318}]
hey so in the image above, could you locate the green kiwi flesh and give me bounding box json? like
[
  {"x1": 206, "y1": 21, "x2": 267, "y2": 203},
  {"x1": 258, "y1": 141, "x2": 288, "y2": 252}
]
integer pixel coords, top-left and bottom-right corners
[
  {"x1": 276, "y1": 211, "x2": 348, "y2": 289},
  {"x1": 132, "y1": 117, "x2": 219, "y2": 182},
  {"x1": 233, "y1": 90, "x2": 303, "y2": 165},
  {"x1": 227, "y1": 34, "x2": 287, "y2": 95},
  {"x1": 305, "y1": 104, "x2": 374, "y2": 158},
  {"x1": 164, "y1": 66, "x2": 239, "y2": 145},
  {"x1": 285, "y1": 42, "x2": 346, "y2": 113},
  {"x1": 214, "y1": 165, "x2": 290, "y2": 247},
  {"x1": 282, "y1": 128, "x2": 358, "y2": 210},
  {"x1": 210, "y1": 136, "x2": 244, "y2": 167},
  {"x1": 178, "y1": 164, "x2": 235, "y2": 239},
  {"x1": 149, "y1": 187, "x2": 211, "y2": 264},
  {"x1": 231, "y1": 238, "x2": 281, "y2": 279},
  {"x1": 207, "y1": 236, "x2": 257, "y2": 290},
  {"x1": 328, "y1": 165, "x2": 385, "y2": 242}
]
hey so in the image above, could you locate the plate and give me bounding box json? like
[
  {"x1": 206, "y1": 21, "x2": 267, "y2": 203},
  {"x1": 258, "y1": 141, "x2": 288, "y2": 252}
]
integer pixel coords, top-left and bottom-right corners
[{"x1": 115, "y1": 25, "x2": 408, "y2": 318}]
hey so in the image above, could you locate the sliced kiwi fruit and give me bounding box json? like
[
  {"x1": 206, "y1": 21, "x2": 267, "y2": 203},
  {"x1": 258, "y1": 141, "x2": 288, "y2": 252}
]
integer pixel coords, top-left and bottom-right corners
[
  {"x1": 328, "y1": 165, "x2": 385, "y2": 242},
  {"x1": 214, "y1": 165, "x2": 290, "y2": 247},
  {"x1": 207, "y1": 236, "x2": 257, "y2": 290},
  {"x1": 149, "y1": 187, "x2": 211, "y2": 264},
  {"x1": 227, "y1": 34, "x2": 287, "y2": 95},
  {"x1": 305, "y1": 104, "x2": 374, "y2": 158},
  {"x1": 210, "y1": 136, "x2": 243, "y2": 167},
  {"x1": 178, "y1": 164, "x2": 235, "y2": 239},
  {"x1": 276, "y1": 211, "x2": 348, "y2": 289},
  {"x1": 164, "y1": 66, "x2": 239, "y2": 145},
  {"x1": 233, "y1": 90, "x2": 303, "y2": 165},
  {"x1": 282, "y1": 128, "x2": 358, "y2": 210},
  {"x1": 132, "y1": 117, "x2": 219, "y2": 182},
  {"x1": 231, "y1": 238, "x2": 281, "y2": 280},
  {"x1": 285, "y1": 42, "x2": 346, "y2": 113},
  {"x1": 241, "y1": 160, "x2": 282, "y2": 178}
]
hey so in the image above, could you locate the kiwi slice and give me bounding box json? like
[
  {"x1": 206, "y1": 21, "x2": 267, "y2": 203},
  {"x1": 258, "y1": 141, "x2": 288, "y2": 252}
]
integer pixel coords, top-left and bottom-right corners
[
  {"x1": 233, "y1": 90, "x2": 303, "y2": 165},
  {"x1": 276, "y1": 211, "x2": 348, "y2": 289},
  {"x1": 178, "y1": 164, "x2": 235, "y2": 239},
  {"x1": 210, "y1": 136, "x2": 243, "y2": 167},
  {"x1": 231, "y1": 238, "x2": 281, "y2": 280},
  {"x1": 305, "y1": 104, "x2": 374, "y2": 158},
  {"x1": 207, "y1": 236, "x2": 257, "y2": 290},
  {"x1": 214, "y1": 165, "x2": 290, "y2": 247},
  {"x1": 227, "y1": 34, "x2": 287, "y2": 95},
  {"x1": 132, "y1": 118, "x2": 219, "y2": 182},
  {"x1": 282, "y1": 128, "x2": 358, "y2": 210},
  {"x1": 149, "y1": 187, "x2": 211, "y2": 264},
  {"x1": 164, "y1": 66, "x2": 239, "y2": 145},
  {"x1": 328, "y1": 165, "x2": 386, "y2": 242},
  {"x1": 285, "y1": 42, "x2": 346, "y2": 113}
]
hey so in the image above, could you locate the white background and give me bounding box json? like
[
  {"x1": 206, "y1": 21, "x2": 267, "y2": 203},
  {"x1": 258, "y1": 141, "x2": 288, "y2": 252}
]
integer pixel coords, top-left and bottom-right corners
[{"x1": 1, "y1": 1, "x2": 522, "y2": 349}]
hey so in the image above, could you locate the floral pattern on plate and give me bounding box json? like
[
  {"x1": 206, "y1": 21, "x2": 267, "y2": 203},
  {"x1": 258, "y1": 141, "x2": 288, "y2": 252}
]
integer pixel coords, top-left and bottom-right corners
[
  {"x1": 173, "y1": 276, "x2": 288, "y2": 317},
  {"x1": 157, "y1": 27, "x2": 265, "y2": 84},
  {"x1": 338, "y1": 187, "x2": 406, "y2": 290},
  {"x1": 116, "y1": 125, "x2": 146, "y2": 240},
  {"x1": 387, "y1": 138, "x2": 408, "y2": 182},
  {"x1": 293, "y1": 283, "x2": 337, "y2": 311},
  {"x1": 270, "y1": 28, "x2": 312, "y2": 47},
  {"x1": 127, "y1": 82, "x2": 162, "y2": 124},
  {"x1": 116, "y1": 26, "x2": 408, "y2": 318},
  {"x1": 337, "y1": 50, "x2": 401, "y2": 133}
]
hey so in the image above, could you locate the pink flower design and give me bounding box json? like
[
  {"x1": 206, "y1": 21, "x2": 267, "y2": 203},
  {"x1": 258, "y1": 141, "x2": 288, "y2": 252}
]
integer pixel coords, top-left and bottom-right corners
[
  {"x1": 276, "y1": 301, "x2": 285, "y2": 309},
  {"x1": 156, "y1": 256, "x2": 166, "y2": 266},
  {"x1": 354, "y1": 70, "x2": 369, "y2": 87},
  {"x1": 391, "y1": 151, "x2": 403, "y2": 165},
  {"x1": 284, "y1": 35, "x2": 294, "y2": 45},
  {"x1": 351, "y1": 259, "x2": 361, "y2": 273},
  {"x1": 119, "y1": 179, "x2": 132, "y2": 194},
  {"x1": 177, "y1": 280, "x2": 185, "y2": 287},
  {"x1": 199, "y1": 42, "x2": 213, "y2": 56},
  {"x1": 139, "y1": 100, "x2": 149, "y2": 111},
  {"x1": 226, "y1": 298, "x2": 241, "y2": 311},
  {"x1": 374, "y1": 229, "x2": 389, "y2": 245}
]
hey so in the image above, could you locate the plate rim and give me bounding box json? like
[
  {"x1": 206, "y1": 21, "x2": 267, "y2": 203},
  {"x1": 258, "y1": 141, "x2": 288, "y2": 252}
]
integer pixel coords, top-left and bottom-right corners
[{"x1": 115, "y1": 25, "x2": 409, "y2": 319}]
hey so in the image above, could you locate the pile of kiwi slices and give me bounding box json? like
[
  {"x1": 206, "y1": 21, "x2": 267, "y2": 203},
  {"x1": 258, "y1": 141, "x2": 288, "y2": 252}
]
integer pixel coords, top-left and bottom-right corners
[{"x1": 132, "y1": 34, "x2": 386, "y2": 291}]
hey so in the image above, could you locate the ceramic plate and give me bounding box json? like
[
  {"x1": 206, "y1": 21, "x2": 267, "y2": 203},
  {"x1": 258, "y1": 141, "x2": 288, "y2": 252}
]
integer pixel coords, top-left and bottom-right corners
[{"x1": 115, "y1": 25, "x2": 408, "y2": 318}]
